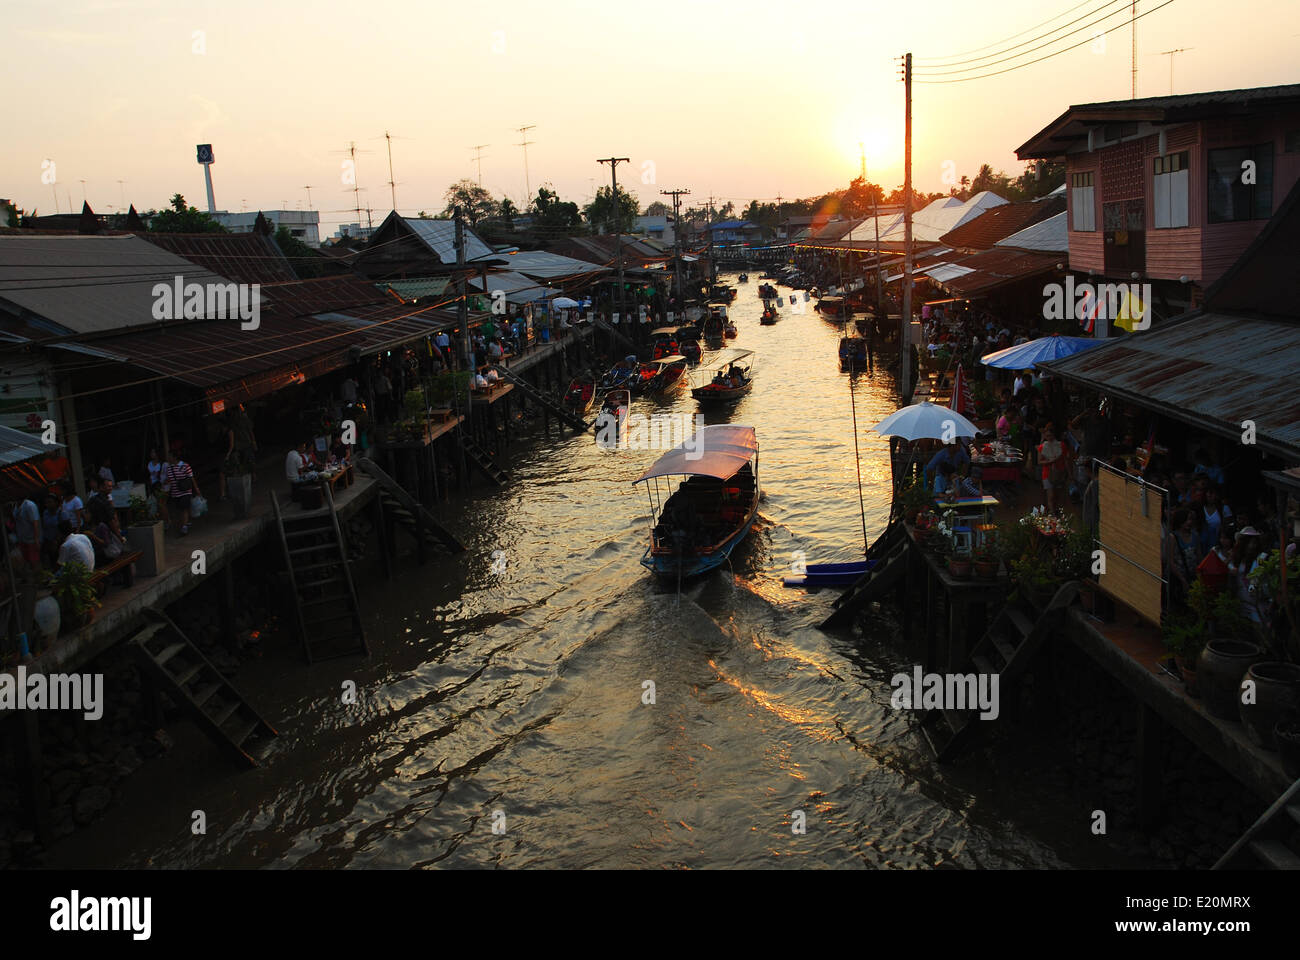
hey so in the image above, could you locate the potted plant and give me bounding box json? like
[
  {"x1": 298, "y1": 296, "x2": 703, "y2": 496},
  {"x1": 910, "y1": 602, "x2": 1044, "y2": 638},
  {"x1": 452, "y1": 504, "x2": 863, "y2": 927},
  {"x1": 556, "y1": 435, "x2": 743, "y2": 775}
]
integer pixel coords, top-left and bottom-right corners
[
  {"x1": 44, "y1": 562, "x2": 101, "y2": 631},
  {"x1": 124, "y1": 493, "x2": 165, "y2": 577},
  {"x1": 973, "y1": 537, "x2": 999, "y2": 580},
  {"x1": 1162, "y1": 607, "x2": 1206, "y2": 696},
  {"x1": 896, "y1": 475, "x2": 932, "y2": 525}
]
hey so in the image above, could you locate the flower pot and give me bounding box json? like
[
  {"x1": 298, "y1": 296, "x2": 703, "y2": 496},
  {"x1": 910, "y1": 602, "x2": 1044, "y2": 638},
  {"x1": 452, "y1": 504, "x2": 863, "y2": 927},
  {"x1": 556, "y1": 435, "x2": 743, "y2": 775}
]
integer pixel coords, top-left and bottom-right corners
[
  {"x1": 1276, "y1": 720, "x2": 1300, "y2": 780},
  {"x1": 125, "y1": 520, "x2": 165, "y2": 577},
  {"x1": 973, "y1": 560, "x2": 998, "y2": 579},
  {"x1": 1197, "y1": 639, "x2": 1263, "y2": 721},
  {"x1": 1238, "y1": 662, "x2": 1300, "y2": 751},
  {"x1": 948, "y1": 558, "x2": 972, "y2": 580},
  {"x1": 1175, "y1": 655, "x2": 1200, "y2": 698}
]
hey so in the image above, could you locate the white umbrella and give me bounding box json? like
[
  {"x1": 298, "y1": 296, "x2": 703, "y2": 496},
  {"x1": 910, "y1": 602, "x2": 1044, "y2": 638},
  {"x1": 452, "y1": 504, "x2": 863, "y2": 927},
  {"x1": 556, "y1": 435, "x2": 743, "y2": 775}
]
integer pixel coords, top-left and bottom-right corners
[
  {"x1": 551, "y1": 296, "x2": 580, "y2": 309},
  {"x1": 872, "y1": 401, "x2": 979, "y2": 440}
]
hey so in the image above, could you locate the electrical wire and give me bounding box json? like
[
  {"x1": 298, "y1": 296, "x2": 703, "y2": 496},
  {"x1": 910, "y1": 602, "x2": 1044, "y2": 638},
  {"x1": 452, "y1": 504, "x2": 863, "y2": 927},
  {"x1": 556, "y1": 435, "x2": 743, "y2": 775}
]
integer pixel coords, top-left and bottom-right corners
[
  {"x1": 915, "y1": 0, "x2": 1179, "y2": 84},
  {"x1": 913, "y1": 0, "x2": 1137, "y2": 76},
  {"x1": 915, "y1": 0, "x2": 1108, "y2": 62},
  {"x1": 913, "y1": 0, "x2": 1128, "y2": 69}
]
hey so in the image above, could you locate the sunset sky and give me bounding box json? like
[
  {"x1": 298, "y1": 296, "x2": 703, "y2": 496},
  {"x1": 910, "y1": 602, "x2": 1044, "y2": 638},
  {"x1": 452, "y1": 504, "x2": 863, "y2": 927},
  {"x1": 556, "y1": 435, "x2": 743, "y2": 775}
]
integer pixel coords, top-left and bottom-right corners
[{"x1": 5, "y1": 0, "x2": 1297, "y2": 235}]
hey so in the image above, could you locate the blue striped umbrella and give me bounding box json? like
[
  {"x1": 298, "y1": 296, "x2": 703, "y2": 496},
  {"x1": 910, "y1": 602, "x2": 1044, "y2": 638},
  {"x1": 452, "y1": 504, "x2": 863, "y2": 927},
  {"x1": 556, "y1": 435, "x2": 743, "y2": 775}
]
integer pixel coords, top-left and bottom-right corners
[{"x1": 980, "y1": 334, "x2": 1105, "y2": 369}]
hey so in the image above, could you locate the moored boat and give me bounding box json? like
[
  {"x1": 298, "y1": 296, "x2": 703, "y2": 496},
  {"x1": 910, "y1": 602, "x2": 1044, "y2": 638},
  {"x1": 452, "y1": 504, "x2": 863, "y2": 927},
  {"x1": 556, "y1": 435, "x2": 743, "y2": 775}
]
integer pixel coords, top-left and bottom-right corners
[
  {"x1": 633, "y1": 355, "x2": 688, "y2": 396},
  {"x1": 599, "y1": 355, "x2": 639, "y2": 390},
  {"x1": 594, "y1": 388, "x2": 631, "y2": 442},
  {"x1": 675, "y1": 324, "x2": 702, "y2": 362},
  {"x1": 633, "y1": 424, "x2": 760, "y2": 580},
  {"x1": 564, "y1": 377, "x2": 596, "y2": 413},
  {"x1": 649, "y1": 327, "x2": 680, "y2": 360}
]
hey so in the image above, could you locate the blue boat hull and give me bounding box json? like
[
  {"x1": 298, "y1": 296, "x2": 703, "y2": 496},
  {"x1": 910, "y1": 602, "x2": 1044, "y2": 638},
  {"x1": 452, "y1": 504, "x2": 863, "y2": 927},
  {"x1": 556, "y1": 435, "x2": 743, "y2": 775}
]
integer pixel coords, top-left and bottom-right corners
[{"x1": 641, "y1": 507, "x2": 757, "y2": 580}]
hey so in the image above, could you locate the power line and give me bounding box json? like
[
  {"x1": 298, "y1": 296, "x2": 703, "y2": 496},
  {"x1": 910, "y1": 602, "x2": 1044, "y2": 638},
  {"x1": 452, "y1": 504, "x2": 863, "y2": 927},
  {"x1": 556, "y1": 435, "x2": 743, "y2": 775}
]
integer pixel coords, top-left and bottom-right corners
[
  {"x1": 913, "y1": 0, "x2": 1133, "y2": 75},
  {"x1": 916, "y1": 0, "x2": 1108, "y2": 62},
  {"x1": 914, "y1": 0, "x2": 1179, "y2": 84}
]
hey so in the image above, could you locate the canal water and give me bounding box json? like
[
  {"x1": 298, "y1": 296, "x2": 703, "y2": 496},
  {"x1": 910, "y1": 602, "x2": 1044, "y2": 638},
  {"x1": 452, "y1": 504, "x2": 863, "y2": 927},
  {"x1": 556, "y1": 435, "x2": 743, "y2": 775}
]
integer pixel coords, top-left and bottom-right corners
[{"x1": 56, "y1": 273, "x2": 1144, "y2": 869}]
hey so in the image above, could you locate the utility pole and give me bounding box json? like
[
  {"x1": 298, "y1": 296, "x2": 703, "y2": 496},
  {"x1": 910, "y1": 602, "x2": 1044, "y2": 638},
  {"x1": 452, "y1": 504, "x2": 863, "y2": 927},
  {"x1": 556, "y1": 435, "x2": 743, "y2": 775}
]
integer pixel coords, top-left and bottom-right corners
[
  {"x1": 901, "y1": 52, "x2": 914, "y2": 402},
  {"x1": 1131, "y1": 0, "x2": 1138, "y2": 99},
  {"x1": 707, "y1": 194, "x2": 717, "y2": 285},
  {"x1": 471, "y1": 144, "x2": 490, "y2": 188},
  {"x1": 454, "y1": 207, "x2": 473, "y2": 438},
  {"x1": 518, "y1": 125, "x2": 537, "y2": 203},
  {"x1": 384, "y1": 131, "x2": 398, "y2": 212},
  {"x1": 662, "y1": 188, "x2": 690, "y2": 312},
  {"x1": 598, "y1": 156, "x2": 630, "y2": 327},
  {"x1": 1159, "y1": 47, "x2": 1191, "y2": 94}
]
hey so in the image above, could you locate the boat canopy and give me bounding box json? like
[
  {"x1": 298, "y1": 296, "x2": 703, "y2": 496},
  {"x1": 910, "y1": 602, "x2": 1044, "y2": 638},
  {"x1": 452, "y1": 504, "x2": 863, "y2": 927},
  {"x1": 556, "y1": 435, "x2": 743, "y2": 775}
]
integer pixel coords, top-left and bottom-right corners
[
  {"x1": 703, "y1": 348, "x2": 755, "y2": 369},
  {"x1": 649, "y1": 354, "x2": 687, "y2": 365},
  {"x1": 650, "y1": 327, "x2": 678, "y2": 336},
  {"x1": 634, "y1": 425, "x2": 758, "y2": 484}
]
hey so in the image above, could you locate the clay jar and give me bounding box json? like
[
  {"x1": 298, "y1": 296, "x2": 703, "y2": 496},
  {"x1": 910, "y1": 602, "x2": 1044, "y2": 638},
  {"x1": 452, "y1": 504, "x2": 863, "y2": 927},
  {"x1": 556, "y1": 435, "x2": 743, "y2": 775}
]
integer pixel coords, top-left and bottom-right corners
[
  {"x1": 1197, "y1": 639, "x2": 1263, "y2": 721},
  {"x1": 1238, "y1": 662, "x2": 1300, "y2": 751}
]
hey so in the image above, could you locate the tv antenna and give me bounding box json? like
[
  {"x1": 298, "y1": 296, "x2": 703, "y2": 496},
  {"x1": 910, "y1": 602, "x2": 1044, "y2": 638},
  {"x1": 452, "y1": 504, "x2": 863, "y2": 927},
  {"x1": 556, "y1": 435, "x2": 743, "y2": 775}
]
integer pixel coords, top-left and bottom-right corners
[
  {"x1": 471, "y1": 144, "x2": 490, "y2": 187},
  {"x1": 1158, "y1": 47, "x2": 1192, "y2": 94},
  {"x1": 517, "y1": 125, "x2": 537, "y2": 202}
]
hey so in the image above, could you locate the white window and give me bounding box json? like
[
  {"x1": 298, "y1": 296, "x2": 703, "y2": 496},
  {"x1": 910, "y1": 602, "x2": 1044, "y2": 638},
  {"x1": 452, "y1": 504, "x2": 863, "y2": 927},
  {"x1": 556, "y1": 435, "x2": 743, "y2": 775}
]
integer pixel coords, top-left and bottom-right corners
[
  {"x1": 1153, "y1": 151, "x2": 1189, "y2": 228},
  {"x1": 1071, "y1": 172, "x2": 1096, "y2": 232}
]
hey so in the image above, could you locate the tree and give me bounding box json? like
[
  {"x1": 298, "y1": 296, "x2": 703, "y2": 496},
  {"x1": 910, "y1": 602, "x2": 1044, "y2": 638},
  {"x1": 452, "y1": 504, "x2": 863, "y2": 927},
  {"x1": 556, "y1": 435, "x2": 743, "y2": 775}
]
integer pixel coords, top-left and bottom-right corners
[
  {"x1": 442, "y1": 178, "x2": 497, "y2": 224},
  {"x1": 499, "y1": 198, "x2": 519, "y2": 223},
  {"x1": 147, "y1": 193, "x2": 227, "y2": 233},
  {"x1": 531, "y1": 185, "x2": 582, "y2": 229},
  {"x1": 583, "y1": 184, "x2": 639, "y2": 234},
  {"x1": 274, "y1": 225, "x2": 327, "y2": 278},
  {"x1": 416, "y1": 210, "x2": 432, "y2": 219},
  {"x1": 642, "y1": 200, "x2": 670, "y2": 217}
]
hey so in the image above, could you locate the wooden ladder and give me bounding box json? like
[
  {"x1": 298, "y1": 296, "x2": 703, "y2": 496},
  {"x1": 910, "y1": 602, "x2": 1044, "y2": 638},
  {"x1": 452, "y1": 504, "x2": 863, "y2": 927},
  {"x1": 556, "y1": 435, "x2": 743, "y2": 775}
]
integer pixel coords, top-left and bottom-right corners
[
  {"x1": 918, "y1": 581, "x2": 1080, "y2": 763},
  {"x1": 1213, "y1": 778, "x2": 1300, "y2": 870},
  {"x1": 493, "y1": 364, "x2": 589, "y2": 432},
  {"x1": 820, "y1": 521, "x2": 910, "y2": 630},
  {"x1": 458, "y1": 432, "x2": 511, "y2": 486},
  {"x1": 271, "y1": 484, "x2": 368, "y2": 663},
  {"x1": 128, "y1": 608, "x2": 277, "y2": 767},
  {"x1": 355, "y1": 456, "x2": 466, "y2": 556}
]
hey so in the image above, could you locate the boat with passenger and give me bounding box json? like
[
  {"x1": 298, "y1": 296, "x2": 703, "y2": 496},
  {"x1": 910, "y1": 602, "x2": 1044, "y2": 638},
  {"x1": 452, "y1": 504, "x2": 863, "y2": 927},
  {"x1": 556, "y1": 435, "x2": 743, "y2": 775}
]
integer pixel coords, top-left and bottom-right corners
[
  {"x1": 690, "y1": 349, "x2": 755, "y2": 404},
  {"x1": 632, "y1": 355, "x2": 688, "y2": 396},
  {"x1": 633, "y1": 424, "x2": 760, "y2": 580}
]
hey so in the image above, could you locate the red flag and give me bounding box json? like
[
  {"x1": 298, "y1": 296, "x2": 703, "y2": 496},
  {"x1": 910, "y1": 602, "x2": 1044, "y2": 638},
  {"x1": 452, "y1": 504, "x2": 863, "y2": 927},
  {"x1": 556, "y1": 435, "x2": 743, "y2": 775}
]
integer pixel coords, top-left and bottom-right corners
[{"x1": 951, "y1": 363, "x2": 975, "y2": 418}]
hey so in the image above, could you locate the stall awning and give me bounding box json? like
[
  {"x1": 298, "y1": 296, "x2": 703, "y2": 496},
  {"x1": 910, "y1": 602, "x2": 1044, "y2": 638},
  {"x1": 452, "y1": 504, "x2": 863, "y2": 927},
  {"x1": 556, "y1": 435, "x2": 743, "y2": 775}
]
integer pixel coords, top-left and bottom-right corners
[{"x1": 1039, "y1": 312, "x2": 1300, "y2": 461}]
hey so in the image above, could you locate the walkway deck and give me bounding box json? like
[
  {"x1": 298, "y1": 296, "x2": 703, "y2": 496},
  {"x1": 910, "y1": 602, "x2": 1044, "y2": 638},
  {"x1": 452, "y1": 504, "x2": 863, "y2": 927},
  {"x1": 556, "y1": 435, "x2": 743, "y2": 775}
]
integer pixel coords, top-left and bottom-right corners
[
  {"x1": 1065, "y1": 608, "x2": 1292, "y2": 803},
  {"x1": 4, "y1": 473, "x2": 377, "y2": 683}
]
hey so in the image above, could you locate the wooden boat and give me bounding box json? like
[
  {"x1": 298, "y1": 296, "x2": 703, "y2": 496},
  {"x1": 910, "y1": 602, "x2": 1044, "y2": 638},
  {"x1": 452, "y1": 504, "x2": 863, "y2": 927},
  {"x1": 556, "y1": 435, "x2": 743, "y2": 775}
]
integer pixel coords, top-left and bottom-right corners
[
  {"x1": 737, "y1": 273, "x2": 749, "y2": 283},
  {"x1": 782, "y1": 559, "x2": 878, "y2": 588},
  {"x1": 701, "y1": 303, "x2": 727, "y2": 347},
  {"x1": 564, "y1": 377, "x2": 596, "y2": 414},
  {"x1": 758, "y1": 282, "x2": 778, "y2": 299},
  {"x1": 633, "y1": 425, "x2": 760, "y2": 580},
  {"x1": 633, "y1": 355, "x2": 688, "y2": 396},
  {"x1": 839, "y1": 336, "x2": 869, "y2": 370},
  {"x1": 594, "y1": 388, "x2": 631, "y2": 445},
  {"x1": 760, "y1": 303, "x2": 780, "y2": 325},
  {"x1": 599, "y1": 355, "x2": 639, "y2": 391},
  {"x1": 817, "y1": 295, "x2": 850, "y2": 318},
  {"x1": 675, "y1": 325, "x2": 702, "y2": 363},
  {"x1": 691, "y1": 348, "x2": 754, "y2": 405},
  {"x1": 649, "y1": 327, "x2": 680, "y2": 360},
  {"x1": 724, "y1": 320, "x2": 738, "y2": 339}
]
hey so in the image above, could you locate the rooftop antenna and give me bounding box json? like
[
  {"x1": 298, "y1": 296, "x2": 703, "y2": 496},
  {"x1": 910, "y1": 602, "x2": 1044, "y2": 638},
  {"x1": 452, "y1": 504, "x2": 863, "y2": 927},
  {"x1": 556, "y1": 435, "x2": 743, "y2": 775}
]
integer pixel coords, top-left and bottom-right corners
[
  {"x1": 517, "y1": 124, "x2": 537, "y2": 202},
  {"x1": 303, "y1": 184, "x2": 314, "y2": 209},
  {"x1": 1131, "y1": 1, "x2": 1138, "y2": 98},
  {"x1": 117, "y1": 179, "x2": 127, "y2": 209},
  {"x1": 1158, "y1": 47, "x2": 1192, "y2": 94},
  {"x1": 79, "y1": 179, "x2": 87, "y2": 203},
  {"x1": 384, "y1": 131, "x2": 398, "y2": 212},
  {"x1": 471, "y1": 144, "x2": 490, "y2": 188}
]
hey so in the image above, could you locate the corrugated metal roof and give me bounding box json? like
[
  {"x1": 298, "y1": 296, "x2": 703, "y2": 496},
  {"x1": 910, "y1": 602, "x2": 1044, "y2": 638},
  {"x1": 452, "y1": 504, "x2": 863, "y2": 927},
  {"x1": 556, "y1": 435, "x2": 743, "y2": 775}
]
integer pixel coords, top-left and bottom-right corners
[
  {"x1": 1040, "y1": 313, "x2": 1300, "y2": 460},
  {"x1": 995, "y1": 211, "x2": 1068, "y2": 252},
  {"x1": 493, "y1": 250, "x2": 609, "y2": 280},
  {"x1": 938, "y1": 248, "x2": 1061, "y2": 297},
  {"x1": 0, "y1": 235, "x2": 231, "y2": 334},
  {"x1": 380, "y1": 277, "x2": 451, "y2": 300},
  {"x1": 0, "y1": 423, "x2": 62, "y2": 468},
  {"x1": 468, "y1": 270, "x2": 559, "y2": 304},
  {"x1": 940, "y1": 195, "x2": 1066, "y2": 250},
  {"x1": 402, "y1": 217, "x2": 496, "y2": 263},
  {"x1": 140, "y1": 232, "x2": 299, "y2": 284},
  {"x1": 924, "y1": 262, "x2": 977, "y2": 282}
]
